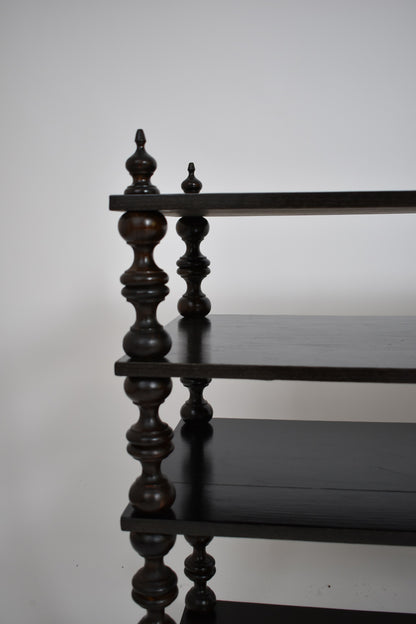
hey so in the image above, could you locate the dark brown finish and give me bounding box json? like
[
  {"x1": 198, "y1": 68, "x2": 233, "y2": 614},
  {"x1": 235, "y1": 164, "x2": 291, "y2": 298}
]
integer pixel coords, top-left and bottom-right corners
[
  {"x1": 110, "y1": 189, "x2": 416, "y2": 215},
  {"x1": 180, "y1": 378, "x2": 213, "y2": 424},
  {"x1": 184, "y1": 535, "x2": 216, "y2": 612},
  {"x1": 130, "y1": 532, "x2": 177, "y2": 623},
  {"x1": 124, "y1": 129, "x2": 160, "y2": 195},
  {"x1": 112, "y1": 132, "x2": 416, "y2": 619},
  {"x1": 121, "y1": 418, "x2": 416, "y2": 546},
  {"x1": 176, "y1": 216, "x2": 211, "y2": 317},
  {"x1": 180, "y1": 600, "x2": 415, "y2": 623},
  {"x1": 176, "y1": 164, "x2": 211, "y2": 318},
  {"x1": 115, "y1": 315, "x2": 416, "y2": 383},
  {"x1": 181, "y1": 163, "x2": 202, "y2": 194},
  {"x1": 124, "y1": 377, "x2": 175, "y2": 513},
  {"x1": 118, "y1": 211, "x2": 171, "y2": 359}
]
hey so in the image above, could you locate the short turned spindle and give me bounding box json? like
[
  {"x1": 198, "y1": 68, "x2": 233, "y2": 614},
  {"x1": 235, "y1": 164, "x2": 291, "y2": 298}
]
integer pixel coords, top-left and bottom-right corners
[
  {"x1": 131, "y1": 532, "x2": 178, "y2": 624},
  {"x1": 184, "y1": 535, "x2": 216, "y2": 612},
  {"x1": 176, "y1": 164, "x2": 211, "y2": 318},
  {"x1": 180, "y1": 378, "x2": 213, "y2": 424},
  {"x1": 124, "y1": 376, "x2": 175, "y2": 513}
]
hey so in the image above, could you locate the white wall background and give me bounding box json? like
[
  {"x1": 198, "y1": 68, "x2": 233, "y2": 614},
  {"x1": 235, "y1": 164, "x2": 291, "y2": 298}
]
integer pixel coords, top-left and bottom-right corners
[{"x1": 1, "y1": 1, "x2": 416, "y2": 622}]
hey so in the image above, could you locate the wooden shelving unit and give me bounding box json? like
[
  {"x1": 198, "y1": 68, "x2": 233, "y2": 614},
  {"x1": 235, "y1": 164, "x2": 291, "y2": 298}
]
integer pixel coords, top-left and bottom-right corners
[{"x1": 110, "y1": 130, "x2": 416, "y2": 622}]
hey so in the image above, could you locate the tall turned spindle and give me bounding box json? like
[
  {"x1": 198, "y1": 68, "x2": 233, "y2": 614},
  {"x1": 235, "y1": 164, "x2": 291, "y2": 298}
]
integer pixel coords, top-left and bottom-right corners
[
  {"x1": 124, "y1": 377, "x2": 175, "y2": 513},
  {"x1": 131, "y1": 532, "x2": 178, "y2": 624},
  {"x1": 117, "y1": 131, "x2": 178, "y2": 624},
  {"x1": 176, "y1": 163, "x2": 211, "y2": 318},
  {"x1": 184, "y1": 535, "x2": 216, "y2": 613},
  {"x1": 119, "y1": 130, "x2": 171, "y2": 360}
]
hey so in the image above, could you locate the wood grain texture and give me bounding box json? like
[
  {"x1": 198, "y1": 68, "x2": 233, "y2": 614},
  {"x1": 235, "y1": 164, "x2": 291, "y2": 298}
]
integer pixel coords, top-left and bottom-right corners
[
  {"x1": 180, "y1": 600, "x2": 415, "y2": 623},
  {"x1": 110, "y1": 190, "x2": 416, "y2": 215},
  {"x1": 115, "y1": 315, "x2": 416, "y2": 383},
  {"x1": 121, "y1": 418, "x2": 416, "y2": 545}
]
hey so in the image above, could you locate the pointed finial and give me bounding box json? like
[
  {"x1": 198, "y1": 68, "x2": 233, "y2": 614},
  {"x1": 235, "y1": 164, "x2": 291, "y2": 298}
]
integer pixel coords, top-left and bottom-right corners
[
  {"x1": 124, "y1": 129, "x2": 160, "y2": 195},
  {"x1": 181, "y1": 162, "x2": 203, "y2": 193}
]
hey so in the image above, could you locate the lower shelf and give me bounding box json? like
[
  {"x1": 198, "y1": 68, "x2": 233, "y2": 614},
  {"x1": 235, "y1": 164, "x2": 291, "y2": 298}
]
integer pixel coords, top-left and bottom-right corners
[
  {"x1": 180, "y1": 601, "x2": 414, "y2": 623},
  {"x1": 121, "y1": 418, "x2": 416, "y2": 546}
]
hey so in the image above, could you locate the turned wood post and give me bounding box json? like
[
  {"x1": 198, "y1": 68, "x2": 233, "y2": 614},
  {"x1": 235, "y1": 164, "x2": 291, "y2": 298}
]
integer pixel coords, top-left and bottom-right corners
[
  {"x1": 124, "y1": 377, "x2": 175, "y2": 513},
  {"x1": 181, "y1": 423, "x2": 216, "y2": 613},
  {"x1": 117, "y1": 131, "x2": 177, "y2": 624},
  {"x1": 120, "y1": 132, "x2": 175, "y2": 513},
  {"x1": 119, "y1": 129, "x2": 171, "y2": 360},
  {"x1": 184, "y1": 535, "x2": 216, "y2": 613},
  {"x1": 131, "y1": 532, "x2": 178, "y2": 624},
  {"x1": 176, "y1": 163, "x2": 211, "y2": 318},
  {"x1": 180, "y1": 378, "x2": 213, "y2": 424},
  {"x1": 177, "y1": 165, "x2": 213, "y2": 426}
]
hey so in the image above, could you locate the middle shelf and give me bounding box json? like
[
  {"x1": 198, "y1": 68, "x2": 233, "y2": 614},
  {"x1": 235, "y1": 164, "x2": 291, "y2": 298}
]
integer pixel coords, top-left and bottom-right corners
[
  {"x1": 115, "y1": 314, "x2": 416, "y2": 382},
  {"x1": 121, "y1": 418, "x2": 416, "y2": 546}
]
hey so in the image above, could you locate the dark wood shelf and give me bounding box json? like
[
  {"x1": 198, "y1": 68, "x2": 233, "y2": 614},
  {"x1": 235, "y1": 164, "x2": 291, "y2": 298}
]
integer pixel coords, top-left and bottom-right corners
[
  {"x1": 180, "y1": 600, "x2": 415, "y2": 622},
  {"x1": 115, "y1": 315, "x2": 416, "y2": 383},
  {"x1": 121, "y1": 418, "x2": 416, "y2": 546},
  {"x1": 109, "y1": 190, "x2": 416, "y2": 216}
]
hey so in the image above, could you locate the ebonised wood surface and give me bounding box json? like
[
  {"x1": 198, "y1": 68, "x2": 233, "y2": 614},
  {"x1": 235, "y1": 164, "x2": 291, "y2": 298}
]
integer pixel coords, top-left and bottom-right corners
[
  {"x1": 180, "y1": 600, "x2": 415, "y2": 622},
  {"x1": 121, "y1": 418, "x2": 416, "y2": 545},
  {"x1": 110, "y1": 190, "x2": 416, "y2": 215},
  {"x1": 115, "y1": 315, "x2": 416, "y2": 383}
]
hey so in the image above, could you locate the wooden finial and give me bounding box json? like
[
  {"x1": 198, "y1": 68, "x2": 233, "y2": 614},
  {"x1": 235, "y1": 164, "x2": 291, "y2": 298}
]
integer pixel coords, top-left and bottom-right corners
[
  {"x1": 181, "y1": 162, "x2": 203, "y2": 193},
  {"x1": 124, "y1": 129, "x2": 160, "y2": 195}
]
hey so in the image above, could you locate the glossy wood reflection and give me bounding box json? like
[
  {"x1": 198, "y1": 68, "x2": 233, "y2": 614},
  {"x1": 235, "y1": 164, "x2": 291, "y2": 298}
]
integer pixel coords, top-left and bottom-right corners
[{"x1": 180, "y1": 601, "x2": 416, "y2": 623}]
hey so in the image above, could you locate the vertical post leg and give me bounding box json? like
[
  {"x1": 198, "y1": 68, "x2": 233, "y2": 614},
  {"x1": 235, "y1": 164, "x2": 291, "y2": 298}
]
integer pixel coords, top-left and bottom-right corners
[
  {"x1": 117, "y1": 131, "x2": 177, "y2": 623},
  {"x1": 180, "y1": 378, "x2": 213, "y2": 425},
  {"x1": 124, "y1": 376, "x2": 175, "y2": 513},
  {"x1": 131, "y1": 532, "x2": 178, "y2": 624},
  {"x1": 184, "y1": 535, "x2": 216, "y2": 613},
  {"x1": 176, "y1": 163, "x2": 211, "y2": 318}
]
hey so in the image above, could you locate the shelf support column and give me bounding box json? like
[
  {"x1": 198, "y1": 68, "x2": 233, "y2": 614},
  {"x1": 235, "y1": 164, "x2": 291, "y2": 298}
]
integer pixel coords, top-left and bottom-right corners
[
  {"x1": 176, "y1": 163, "x2": 217, "y2": 613},
  {"x1": 119, "y1": 131, "x2": 177, "y2": 623},
  {"x1": 176, "y1": 163, "x2": 211, "y2": 319},
  {"x1": 131, "y1": 532, "x2": 178, "y2": 624},
  {"x1": 119, "y1": 129, "x2": 171, "y2": 360},
  {"x1": 177, "y1": 164, "x2": 213, "y2": 426},
  {"x1": 180, "y1": 377, "x2": 213, "y2": 424},
  {"x1": 184, "y1": 535, "x2": 216, "y2": 613}
]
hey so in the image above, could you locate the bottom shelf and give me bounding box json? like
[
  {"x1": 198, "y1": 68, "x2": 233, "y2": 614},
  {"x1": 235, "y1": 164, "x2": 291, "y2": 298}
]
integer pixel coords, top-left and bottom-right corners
[{"x1": 180, "y1": 601, "x2": 414, "y2": 623}]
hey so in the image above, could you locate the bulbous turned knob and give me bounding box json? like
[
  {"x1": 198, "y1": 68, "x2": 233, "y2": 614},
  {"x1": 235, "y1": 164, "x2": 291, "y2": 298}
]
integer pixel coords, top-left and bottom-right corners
[
  {"x1": 181, "y1": 162, "x2": 202, "y2": 194},
  {"x1": 125, "y1": 129, "x2": 160, "y2": 195}
]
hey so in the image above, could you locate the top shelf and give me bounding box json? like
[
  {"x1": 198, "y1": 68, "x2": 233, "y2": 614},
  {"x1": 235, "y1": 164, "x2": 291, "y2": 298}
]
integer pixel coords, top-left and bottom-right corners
[{"x1": 109, "y1": 190, "x2": 416, "y2": 216}]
